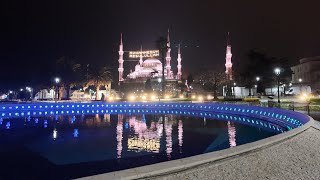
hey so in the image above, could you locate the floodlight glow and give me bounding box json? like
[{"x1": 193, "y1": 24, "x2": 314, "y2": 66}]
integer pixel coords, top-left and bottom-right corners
[
  {"x1": 129, "y1": 95, "x2": 136, "y2": 101},
  {"x1": 191, "y1": 95, "x2": 196, "y2": 99},
  {"x1": 198, "y1": 96, "x2": 203, "y2": 101},
  {"x1": 165, "y1": 95, "x2": 170, "y2": 99},
  {"x1": 207, "y1": 95, "x2": 212, "y2": 100},
  {"x1": 150, "y1": 94, "x2": 156, "y2": 100},
  {"x1": 299, "y1": 78, "x2": 302, "y2": 83},
  {"x1": 179, "y1": 95, "x2": 184, "y2": 99}
]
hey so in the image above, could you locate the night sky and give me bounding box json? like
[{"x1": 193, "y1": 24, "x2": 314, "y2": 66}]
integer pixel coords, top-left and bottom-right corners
[{"x1": 1, "y1": 0, "x2": 320, "y2": 89}]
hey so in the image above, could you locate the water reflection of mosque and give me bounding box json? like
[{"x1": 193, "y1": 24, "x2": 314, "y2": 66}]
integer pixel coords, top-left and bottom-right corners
[
  {"x1": 22, "y1": 112, "x2": 236, "y2": 159},
  {"x1": 116, "y1": 114, "x2": 237, "y2": 159},
  {"x1": 116, "y1": 114, "x2": 183, "y2": 159}
]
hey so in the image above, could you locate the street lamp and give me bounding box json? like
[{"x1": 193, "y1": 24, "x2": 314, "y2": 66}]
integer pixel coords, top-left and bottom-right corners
[
  {"x1": 233, "y1": 82, "x2": 236, "y2": 97},
  {"x1": 274, "y1": 68, "x2": 281, "y2": 104},
  {"x1": 26, "y1": 87, "x2": 33, "y2": 100},
  {"x1": 55, "y1": 77, "x2": 60, "y2": 84},
  {"x1": 255, "y1": 77, "x2": 260, "y2": 96},
  {"x1": 298, "y1": 78, "x2": 303, "y2": 94},
  {"x1": 54, "y1": 77, "x2": 60, "y2": 101}
]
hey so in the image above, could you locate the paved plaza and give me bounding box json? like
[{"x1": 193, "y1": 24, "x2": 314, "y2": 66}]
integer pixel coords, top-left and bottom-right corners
[{"x1": 148, "y1": 121, "x2": 320, "y2": 180}]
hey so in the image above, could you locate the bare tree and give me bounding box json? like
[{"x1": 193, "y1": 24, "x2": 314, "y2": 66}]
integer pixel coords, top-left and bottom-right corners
[{"x1": 194, "y1": 70, "x2": 227, "y2": 99}]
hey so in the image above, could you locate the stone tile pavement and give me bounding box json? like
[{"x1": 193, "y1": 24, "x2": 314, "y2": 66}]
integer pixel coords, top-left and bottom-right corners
[{"x1": 148, "y1": 126, "x2": 320, "y2": 180}]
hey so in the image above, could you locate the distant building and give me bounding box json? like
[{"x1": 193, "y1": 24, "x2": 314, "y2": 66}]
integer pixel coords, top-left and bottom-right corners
[
  {"x1": 291, "y1": 56, "x2": 320, "y2": 92},
  {"x1": 34, "y1": 89, "x2": 55, "y2": 100}
]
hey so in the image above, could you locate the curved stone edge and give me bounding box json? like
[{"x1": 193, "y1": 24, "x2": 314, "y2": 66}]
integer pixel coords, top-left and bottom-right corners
[{"x1": 77, "y1": 115, "x2": 315, "y2": 180}]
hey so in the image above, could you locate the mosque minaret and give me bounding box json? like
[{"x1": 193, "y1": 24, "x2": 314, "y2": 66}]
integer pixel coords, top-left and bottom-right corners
[{"x1": 117, "y1": 30, "x2": 182, "y2": 82}]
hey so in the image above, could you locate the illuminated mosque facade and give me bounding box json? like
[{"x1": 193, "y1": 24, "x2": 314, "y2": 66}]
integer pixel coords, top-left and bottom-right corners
[{"x1": 118, "y1": 30, "x2": 182, "y2": 83}]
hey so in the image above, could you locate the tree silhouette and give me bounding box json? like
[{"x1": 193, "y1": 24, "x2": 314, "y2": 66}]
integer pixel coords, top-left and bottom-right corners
[
  {"x1": 241, "y1": 49, "x2": 293, "y2": 95},
  {"x1": 55, "y1": 56, "x2": 81, "y2": 99},
  {"x1": 85, "y1": 65, "x2": 112, "y2": 100},
  {"x1": 144, "y1": 79, "x2": 153, "y2": 93},
  {"x1": 194, "y1": 70, "x2": 226, "y2": 99}
]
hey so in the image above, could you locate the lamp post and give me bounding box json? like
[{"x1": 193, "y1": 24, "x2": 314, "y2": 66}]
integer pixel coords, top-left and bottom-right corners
[
  {"x1": 157, "y1": 78, "x2": 162, "y2": 101},
  {"x1": 298, "y1": 78, "x2": 302, "y2": 94},
  {"x1": 256, "y1": 77, "x2": 260, "y2": 96},
  {"x1": 156, "y1": 36, "x2": 170, "y2": 99},
  {"x1": 233, "y1": 82, "x2": 236, "y2": 97},
  {"x1": 54, "y1": 77, "x2": 60, "y2": 102},
  {"x1": 274, "y1": 68, "x2": 281, "y2": 104},
  {"x1": 26, "y1": 87, "x2": 33, "y2": 100}
]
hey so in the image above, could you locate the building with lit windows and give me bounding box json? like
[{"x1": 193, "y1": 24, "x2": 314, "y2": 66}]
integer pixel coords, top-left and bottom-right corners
[{"x1": 291, "y1": 56, "x2": 320, "y2": 93}]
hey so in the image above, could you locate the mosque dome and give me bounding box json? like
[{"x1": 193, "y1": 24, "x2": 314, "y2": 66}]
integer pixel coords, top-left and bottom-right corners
[{"x1": 143, "y1": 58, "x2": 162, "y2": 67}]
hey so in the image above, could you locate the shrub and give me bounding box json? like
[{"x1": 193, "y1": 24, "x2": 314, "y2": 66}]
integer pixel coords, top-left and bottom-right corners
[
  {"x1": 309, "y1": 98, "x2": 320, "y2": 104},
  {"x1": 243, "y1": 98, "x2": 260, "y2": 102}
]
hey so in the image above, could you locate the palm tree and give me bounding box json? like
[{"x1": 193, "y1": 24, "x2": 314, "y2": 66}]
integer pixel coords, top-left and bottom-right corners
[
  {"x1": 85, "y1": 65, "x2": 112, "y2": 100},
  {"x1": 55, "y1": 56, "x2": 82, "y2": 99}
]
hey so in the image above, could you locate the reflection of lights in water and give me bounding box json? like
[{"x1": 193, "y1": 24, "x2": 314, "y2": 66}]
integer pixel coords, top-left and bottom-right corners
[
  {"x1": 103, "y1": 114, "x2": 110, "y2": 124},
  {"x1": 165, "y1": 117, "x2": 172, "y2": 159},
  {"x1": 27, "y1": 116, "x2": 31, "y2": 121},
  {"x1": 35, "y1": 118, "x2": 39, "y2": 124},
  {"x1": 73, "y1": 129, "x2": 79, "y2": 138},
  {"x1": 127, "y1": 138, "x2": 160, "y2": 152},
  {"x1": 6, "y1": 121, "x2": 10, "y2": 129},
  {"x1": 55, "y1": 115, "x2": 58, "y2": 121},
  {"x1": 178, "y1": 120, "x2": 183, "y2": 149},
  {"x1": 44, "y1": 120, "x2": 48, "y2": 128},
  {"x1": 95, "y1": 114, "x2": 101, "y2": 124},
  {"x1": 126, "y1": 115, "x2": 163, "y2": 153},
  {"x1": 128, "y1": 116, "x2": 163, "y2": 141},
  {"x1": 203, "y1": 117, "x2": 206, "y2": 125},
  {"x1": 227, "y1": 121, "x2": 237, "y2": 147},
  {"x1": 53, "y1": 129, "x2": 58, "y2": 140},
  {"x1": 0, "y1": 118, "x2": 3, "y2": 125},
  {"x1": 71, "y1": 116, "x2": 76, "y2": 124},
  {"x1": 116, "y1": 115, "x2": 123, "y2": 159}
]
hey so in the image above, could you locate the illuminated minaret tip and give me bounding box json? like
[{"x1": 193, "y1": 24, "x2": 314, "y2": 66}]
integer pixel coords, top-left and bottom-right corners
[
  {"x1": 118, "y1": 33, "x2": 124, "y2": 83},
  {"x1": 177, "y1": 44, "x2": 182, "y2": 80},
  {"x1": 166, "y1": 29, "x2": 172, "y2": 79},
  {"x1": 225, "y1": 32, "x2": 233, "y2": 80},
  {"x1": 139, "y1": 45, "x2": 143, "y2": 66}
]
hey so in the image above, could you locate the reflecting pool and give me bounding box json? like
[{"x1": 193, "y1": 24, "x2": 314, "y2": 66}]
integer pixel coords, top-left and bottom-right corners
[{"x1": 0, "y1": 112, "x2": 282, "y2": 179}]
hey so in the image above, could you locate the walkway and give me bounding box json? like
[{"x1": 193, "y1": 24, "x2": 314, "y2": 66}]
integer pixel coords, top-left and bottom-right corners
[{"x1": 148, "y1": 122, "x2": 320, "y2": 180}]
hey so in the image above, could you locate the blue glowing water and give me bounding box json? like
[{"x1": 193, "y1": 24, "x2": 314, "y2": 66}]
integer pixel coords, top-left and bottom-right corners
[{"x1": 0, "y1": 112, "x2": 280, "y2": 179}]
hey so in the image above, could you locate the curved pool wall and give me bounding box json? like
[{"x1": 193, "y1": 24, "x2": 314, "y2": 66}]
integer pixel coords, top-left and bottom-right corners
[{"x1": 0, "y1": 102, "x2": 309, "y2": 131}]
